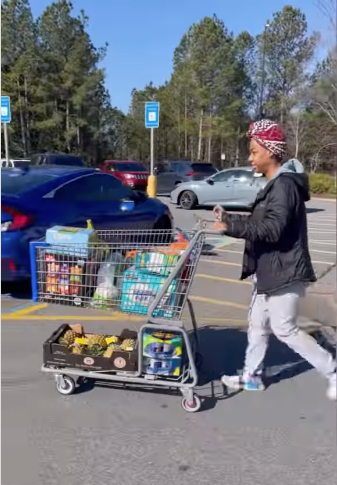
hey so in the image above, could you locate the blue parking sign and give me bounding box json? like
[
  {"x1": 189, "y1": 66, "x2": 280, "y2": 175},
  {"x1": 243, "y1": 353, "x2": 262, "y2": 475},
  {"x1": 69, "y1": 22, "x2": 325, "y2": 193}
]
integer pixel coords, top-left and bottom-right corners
[
  {"x1": 145, "y1": 102, "x2": 159, "y2": 129},
  {"x1": 1, "y1": 96, "x2": 11, "y2": 123}
]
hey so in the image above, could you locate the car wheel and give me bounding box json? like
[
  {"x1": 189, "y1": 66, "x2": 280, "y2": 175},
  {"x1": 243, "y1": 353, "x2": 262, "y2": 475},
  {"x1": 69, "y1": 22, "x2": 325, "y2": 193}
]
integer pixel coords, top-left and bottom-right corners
[{"x1": 179, "y1": 191, "x2": 198, "y2": 210}]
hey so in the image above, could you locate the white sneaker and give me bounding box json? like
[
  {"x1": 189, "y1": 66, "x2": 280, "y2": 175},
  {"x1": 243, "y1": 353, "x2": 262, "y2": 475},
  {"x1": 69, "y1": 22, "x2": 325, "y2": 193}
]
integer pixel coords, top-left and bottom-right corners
[
  {"x1": 327, "y1": 373, "x2": 336, "y2": 401},
  {"x1": 221, "y1": 374, "x2": 265, "y2": 391}
]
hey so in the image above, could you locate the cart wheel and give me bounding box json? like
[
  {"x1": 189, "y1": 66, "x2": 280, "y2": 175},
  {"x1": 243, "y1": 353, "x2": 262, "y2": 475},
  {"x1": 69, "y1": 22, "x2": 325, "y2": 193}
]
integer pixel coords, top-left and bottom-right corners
[
  {"x1": 181, "y1": 394, "x2": 201, "y2": 413},
  {"x1": 55, "y1": 376, "x2": 75, "y2": 396}
]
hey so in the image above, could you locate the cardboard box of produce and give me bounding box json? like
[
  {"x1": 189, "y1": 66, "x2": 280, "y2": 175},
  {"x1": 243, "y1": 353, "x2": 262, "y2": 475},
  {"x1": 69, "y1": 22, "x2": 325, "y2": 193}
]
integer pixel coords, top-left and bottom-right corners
[{"x1": 43, "y1": 324, "x2": 138, "y2": 372}]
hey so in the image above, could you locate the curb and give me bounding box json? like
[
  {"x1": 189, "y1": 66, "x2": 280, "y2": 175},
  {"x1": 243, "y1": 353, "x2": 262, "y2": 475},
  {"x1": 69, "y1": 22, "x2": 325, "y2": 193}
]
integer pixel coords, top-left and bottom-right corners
[{"x1": 310, "y1": 196, "x2": 336, "y2": 202}]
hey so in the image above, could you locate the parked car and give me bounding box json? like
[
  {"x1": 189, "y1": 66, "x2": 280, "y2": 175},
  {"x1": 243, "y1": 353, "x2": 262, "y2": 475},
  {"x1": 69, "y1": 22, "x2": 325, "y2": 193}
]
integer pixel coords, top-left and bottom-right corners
[
  {"x1": 30, "y1": 153, "x2": 85, "y2": 167},
  {"x1": 101, "y1": 160, "x2": 149, "y2": 191},
  {"x1": 155, "y1": 160, "x2": 217, "y2": 195},
  {"x1": 170, "y1": 166, "x2": 267, "y2": 210},
  {"x1": 1, "y1": 167, "x2": 173, "y2": 282},
  {"x1": 1, "y1": 159, "x2": 31, "y2": 168}
]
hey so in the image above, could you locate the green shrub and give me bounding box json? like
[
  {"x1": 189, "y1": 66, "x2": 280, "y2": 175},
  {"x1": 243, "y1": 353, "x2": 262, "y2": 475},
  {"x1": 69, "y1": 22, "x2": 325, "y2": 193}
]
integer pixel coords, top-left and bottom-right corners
[{"x1": 308, "y1": 173, "x2": 336, "y2": 195}]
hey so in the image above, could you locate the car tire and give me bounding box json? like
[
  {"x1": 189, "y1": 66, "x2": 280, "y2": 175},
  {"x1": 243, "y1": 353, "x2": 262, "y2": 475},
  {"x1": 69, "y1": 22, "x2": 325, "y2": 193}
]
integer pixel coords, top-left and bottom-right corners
[{"x1": 179, "y1": 191, "x2": 198, "y2": 210}]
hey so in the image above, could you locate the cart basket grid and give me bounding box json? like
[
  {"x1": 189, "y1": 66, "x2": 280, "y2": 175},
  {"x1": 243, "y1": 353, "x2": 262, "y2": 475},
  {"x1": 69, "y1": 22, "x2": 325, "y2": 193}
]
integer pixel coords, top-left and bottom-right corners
[{"x1": 31, "y1": 228, "x2": 206, "y2": 320}]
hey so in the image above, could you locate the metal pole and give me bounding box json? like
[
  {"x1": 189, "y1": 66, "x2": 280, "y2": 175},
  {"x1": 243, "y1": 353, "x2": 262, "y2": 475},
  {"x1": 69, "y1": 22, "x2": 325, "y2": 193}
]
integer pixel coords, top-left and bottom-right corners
[
  {"x1": 150, "y1": 127, "x2": 154, "y2": 176},
  {"x1": 259, "y1": 23, "x2": 269, "y2": 119},
  {"x1": 4, "y1": 123, "x2": 9, "y2": 165}
]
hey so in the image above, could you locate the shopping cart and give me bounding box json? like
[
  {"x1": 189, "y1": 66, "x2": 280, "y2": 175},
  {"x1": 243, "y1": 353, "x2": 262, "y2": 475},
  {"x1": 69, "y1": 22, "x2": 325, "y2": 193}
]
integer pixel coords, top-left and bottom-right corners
[{"x1": 35, "y1": 219, "x2": 223, "y2": 412}]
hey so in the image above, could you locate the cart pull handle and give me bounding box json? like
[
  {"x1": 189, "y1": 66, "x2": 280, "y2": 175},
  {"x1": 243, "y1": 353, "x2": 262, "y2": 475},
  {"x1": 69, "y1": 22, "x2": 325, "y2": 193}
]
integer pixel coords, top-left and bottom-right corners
[{"x1": 193, "y1": 215, "x2": 227, "y2": 235}]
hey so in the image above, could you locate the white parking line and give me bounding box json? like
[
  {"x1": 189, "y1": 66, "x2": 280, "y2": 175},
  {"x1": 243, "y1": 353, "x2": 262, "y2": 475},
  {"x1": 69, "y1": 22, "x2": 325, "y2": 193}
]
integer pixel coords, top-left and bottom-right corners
[
  {"x1": 308, "y1": 223, "x2": 336, "y2": 227},
  {"x1": 310, "y1": 241, "x2": 336, "y2": 246},
  {"x1": 310, "y1": 249, "x2": 336, "y2": 255},
  {"x1": 307, "y1": 216, "x2": 336, "y2": 224},
  {"x1": 312, "y1": 261, "x2": 336, "y2": 265}
]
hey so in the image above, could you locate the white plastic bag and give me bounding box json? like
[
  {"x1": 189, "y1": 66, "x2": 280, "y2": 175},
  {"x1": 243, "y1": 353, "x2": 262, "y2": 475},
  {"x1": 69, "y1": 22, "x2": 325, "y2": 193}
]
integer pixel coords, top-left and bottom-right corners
[{"x1": 91, "y1": 252, "x2": 124, "y2": 308}]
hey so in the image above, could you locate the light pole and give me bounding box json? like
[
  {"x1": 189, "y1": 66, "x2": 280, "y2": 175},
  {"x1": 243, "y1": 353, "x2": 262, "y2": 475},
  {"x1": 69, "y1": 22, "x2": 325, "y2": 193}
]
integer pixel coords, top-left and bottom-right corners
[
  {"x1": 1, "y1": 55, "x2": 10, "y2": 164},
  {"x1": 259, "y1": 23, "x2": 270, "y2": 119}
]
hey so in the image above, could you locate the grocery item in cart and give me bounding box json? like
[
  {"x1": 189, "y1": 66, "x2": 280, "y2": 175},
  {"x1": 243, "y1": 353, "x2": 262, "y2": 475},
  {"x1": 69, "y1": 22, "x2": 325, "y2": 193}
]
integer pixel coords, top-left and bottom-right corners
[
  {"x1": 142, "y1": 330, "x2": 182, "y2": 359},
  {"x1": 121, "y1": 266, "x2": 177, "y2": 318},
  {"x1": 91, "y1": 252, "x2": 124, "y2": 308},
  {"x1": 143, "y1": 357, "x2": 181, "y2": 376},
  {"x1": 46, "y1": 226, "x2": 98, "y2": 258},
  {"x1": 135, "y1": 249, "x2": 180, "y2": 276},
  {"x1": 45, "y1": 254, "x2": 84, "y2": 296}
]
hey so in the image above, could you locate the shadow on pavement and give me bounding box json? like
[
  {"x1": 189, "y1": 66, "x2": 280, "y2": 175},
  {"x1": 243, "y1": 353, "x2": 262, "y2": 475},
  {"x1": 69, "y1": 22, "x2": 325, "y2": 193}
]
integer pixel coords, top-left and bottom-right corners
[
  {"x1": 197, "y1": 325, "x2": 311, "y2": 388},
  {"x1": 306, "y1": 207, "x2": 325, "y2": 214}
]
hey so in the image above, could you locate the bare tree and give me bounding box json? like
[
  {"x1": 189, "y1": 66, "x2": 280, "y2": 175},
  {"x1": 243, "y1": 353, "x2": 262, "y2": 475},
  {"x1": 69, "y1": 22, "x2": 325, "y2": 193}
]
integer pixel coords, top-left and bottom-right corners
[
  {"x1": 314, "y1": 0, "x2": 337, "y2": 125},
  {"x1": 287, "y1": 111, "x2": 308, "y2": 158}
]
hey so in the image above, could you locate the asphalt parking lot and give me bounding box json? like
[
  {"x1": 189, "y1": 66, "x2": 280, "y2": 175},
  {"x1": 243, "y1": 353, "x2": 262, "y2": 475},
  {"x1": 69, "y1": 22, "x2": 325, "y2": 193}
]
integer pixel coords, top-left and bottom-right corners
[{"x1": 1, "y1": 197, "x2": 336, "y2": 485}]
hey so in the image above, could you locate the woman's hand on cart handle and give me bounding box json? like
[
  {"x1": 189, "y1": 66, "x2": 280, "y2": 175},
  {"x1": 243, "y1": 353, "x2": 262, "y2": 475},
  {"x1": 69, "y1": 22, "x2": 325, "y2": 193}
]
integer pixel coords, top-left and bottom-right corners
[
  {"x1": 213, "y1": 205, "x2": 228, "y2": 232},
  {"x1": 213, "y1": 205, "x2": 226, "y2": 222}
]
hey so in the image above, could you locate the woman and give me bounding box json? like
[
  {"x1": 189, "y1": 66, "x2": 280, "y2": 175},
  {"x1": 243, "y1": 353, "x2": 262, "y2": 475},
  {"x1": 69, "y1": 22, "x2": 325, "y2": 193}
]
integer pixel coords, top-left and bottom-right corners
[{"x1": 214, "y1": 119, "x2": 336, "y2": 400}]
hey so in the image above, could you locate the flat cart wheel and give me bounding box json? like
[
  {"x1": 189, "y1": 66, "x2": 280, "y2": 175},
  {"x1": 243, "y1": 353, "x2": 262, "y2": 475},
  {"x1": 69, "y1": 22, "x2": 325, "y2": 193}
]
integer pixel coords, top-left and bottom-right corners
[
  {"x1": 55, "y1": 375, "x2": 75, "y2": 396},
  {"x1": 181, "y1": 394, "x2": 201, "y2": 413}
]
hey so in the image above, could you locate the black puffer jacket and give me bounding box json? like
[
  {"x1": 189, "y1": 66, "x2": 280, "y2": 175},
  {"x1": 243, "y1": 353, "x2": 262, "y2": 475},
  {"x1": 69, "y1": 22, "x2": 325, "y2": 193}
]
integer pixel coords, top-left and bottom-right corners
[{"x1": 224, "y1": 172, "x2": 316, "y2": 294}]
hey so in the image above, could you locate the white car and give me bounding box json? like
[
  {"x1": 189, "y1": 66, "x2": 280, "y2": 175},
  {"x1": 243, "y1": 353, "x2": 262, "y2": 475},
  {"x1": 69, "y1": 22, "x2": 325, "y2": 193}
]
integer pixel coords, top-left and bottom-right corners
[
  {"x1": 170, "y1": 166, "x2": 267, "y2": 210},
  {"x1": 1, "y1": 159, "x2": 31, "y2": 168}
]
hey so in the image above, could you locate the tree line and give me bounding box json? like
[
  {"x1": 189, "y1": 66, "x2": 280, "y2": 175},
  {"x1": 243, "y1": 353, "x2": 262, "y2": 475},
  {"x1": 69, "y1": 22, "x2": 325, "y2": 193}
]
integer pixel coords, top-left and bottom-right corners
[{"x1": 1, "y1": 0, "x2": 336, "y2": 173}]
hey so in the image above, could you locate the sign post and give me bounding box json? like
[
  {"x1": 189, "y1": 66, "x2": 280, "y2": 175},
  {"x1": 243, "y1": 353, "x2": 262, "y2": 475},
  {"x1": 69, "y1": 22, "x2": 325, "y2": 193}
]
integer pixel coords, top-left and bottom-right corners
[
  {"x1": 145, "y1": 102, "x2": 160, "y2": 197},
  {"x1": 1, "y1": 96, "x2": 11, "y2": 165}
]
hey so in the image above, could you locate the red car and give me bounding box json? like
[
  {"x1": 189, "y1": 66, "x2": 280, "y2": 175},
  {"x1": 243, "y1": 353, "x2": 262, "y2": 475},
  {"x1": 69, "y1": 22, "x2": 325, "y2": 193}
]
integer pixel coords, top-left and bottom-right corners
[{"x1": 101, "y1": 160, "x2": 149, "y2": 191}]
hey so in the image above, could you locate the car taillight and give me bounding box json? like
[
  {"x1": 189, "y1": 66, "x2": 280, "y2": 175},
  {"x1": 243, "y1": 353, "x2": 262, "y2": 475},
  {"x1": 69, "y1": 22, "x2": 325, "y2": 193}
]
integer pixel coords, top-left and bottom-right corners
[
  {"x1": 1, "y1": 206, "x2": 34, "y2": 232},
  {"x1": 186, "y1": 171, "x2": 194, "y2": 176}
]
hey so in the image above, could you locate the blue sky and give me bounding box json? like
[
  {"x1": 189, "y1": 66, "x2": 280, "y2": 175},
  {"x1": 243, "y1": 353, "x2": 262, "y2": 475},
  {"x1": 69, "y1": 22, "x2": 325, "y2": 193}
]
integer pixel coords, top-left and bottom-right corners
[{"x1": 29, "y1": 0, "x2": 328, "y2": 113}]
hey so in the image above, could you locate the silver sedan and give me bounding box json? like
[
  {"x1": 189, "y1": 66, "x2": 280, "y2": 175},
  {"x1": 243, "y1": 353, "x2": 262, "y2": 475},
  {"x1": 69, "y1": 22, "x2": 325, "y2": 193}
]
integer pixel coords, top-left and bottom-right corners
[{"x1": 170, "y1": 166, "x2": 267, "y2": 210}]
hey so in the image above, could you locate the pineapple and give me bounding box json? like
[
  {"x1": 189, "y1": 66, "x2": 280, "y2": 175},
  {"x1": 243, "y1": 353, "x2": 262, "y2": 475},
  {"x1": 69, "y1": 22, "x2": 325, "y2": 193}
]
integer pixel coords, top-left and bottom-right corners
[
  {"x1": 87, "y1": 334, "x2": 107, "y2": 350},
  {"x1": 120, "y1": 338, "x2": 136, "y2": 352},
  {"x1": 71, "y1": 343, "x2": 85, "y2": 355},
  {"x1": 58, "y1": 329, "x2": 77, "y2": 347},
  {"x1": 87, "y1": 344, "x2": 105, "y2": 356}
]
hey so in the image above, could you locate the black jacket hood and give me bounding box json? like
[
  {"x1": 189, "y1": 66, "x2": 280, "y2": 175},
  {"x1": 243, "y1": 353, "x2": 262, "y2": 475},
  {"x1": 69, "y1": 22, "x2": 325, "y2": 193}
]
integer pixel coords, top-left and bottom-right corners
[{"x1": 279, "y1": 172, "x2": 311, "y2": 202}]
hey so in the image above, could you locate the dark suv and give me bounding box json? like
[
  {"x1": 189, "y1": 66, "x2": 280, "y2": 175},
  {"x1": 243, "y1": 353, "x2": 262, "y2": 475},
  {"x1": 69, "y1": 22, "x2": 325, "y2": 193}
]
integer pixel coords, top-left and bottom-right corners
[
  {"x1": 155, "y1": 160, "x2": 217, "y2": 195},
  {"x1": 30, "y1": 153, "x2": 85, "y2": 167}
]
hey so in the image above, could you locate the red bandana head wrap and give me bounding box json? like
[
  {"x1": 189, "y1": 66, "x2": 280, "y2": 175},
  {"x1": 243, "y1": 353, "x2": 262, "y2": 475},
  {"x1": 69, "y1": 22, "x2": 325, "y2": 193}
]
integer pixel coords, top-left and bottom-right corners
[{"x1": 247, "y1": 119, "x2": 287, "y2": 159}]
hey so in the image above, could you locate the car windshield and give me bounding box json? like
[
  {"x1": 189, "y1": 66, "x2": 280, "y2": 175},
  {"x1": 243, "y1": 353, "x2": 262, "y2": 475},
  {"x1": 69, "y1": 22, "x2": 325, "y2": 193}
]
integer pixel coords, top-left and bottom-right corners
[
  {"x1": 50, "y1": 156, "x2": 83, "y2": 166},
  {"x1": 112, "y1": 162, "x2": 146, "y2": 172},
  {"x1": 191, "y1": 163, "x2": 216, "y2": 174},
  {"x1": 13, "y1": 160, "x2": 31, "y2": 168},
  {"x1": 1, "y1": 170, "x2": 55, "y2": 195},
  {"x1": 30, "y1": 155, "x2": 84, "y2": 166}
]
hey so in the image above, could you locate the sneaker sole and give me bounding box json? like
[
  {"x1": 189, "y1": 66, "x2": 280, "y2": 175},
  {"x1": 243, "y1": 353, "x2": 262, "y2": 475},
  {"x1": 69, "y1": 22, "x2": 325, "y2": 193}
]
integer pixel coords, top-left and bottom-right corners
[{"x1": 243, "y1": 384, "x2": 265, "y2": 392}]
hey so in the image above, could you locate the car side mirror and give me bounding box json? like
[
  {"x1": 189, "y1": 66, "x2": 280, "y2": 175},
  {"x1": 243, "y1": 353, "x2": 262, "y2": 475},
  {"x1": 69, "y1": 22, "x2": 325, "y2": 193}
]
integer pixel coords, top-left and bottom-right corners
[{"x1": 207, "y1": 179, "x2": 214, "y2": 185}]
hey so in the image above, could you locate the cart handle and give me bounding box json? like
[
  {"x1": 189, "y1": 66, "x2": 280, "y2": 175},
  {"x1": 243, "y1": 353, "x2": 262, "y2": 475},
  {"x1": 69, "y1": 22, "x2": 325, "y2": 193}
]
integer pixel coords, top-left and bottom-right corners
[{"x1": 147, "y1": 225, "x2": 226, "y2": 318}]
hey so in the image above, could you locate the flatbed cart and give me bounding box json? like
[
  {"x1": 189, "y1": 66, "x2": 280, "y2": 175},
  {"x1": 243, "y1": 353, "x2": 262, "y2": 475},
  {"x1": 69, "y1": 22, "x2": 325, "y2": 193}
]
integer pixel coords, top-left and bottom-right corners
[{"x1": 36, "y1": 221, "x2": 222, "y2": 413}]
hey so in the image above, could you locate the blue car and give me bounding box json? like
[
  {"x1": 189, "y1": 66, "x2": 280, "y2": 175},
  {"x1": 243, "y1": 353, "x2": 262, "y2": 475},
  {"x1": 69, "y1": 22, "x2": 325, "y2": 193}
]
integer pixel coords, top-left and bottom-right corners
[{"x1": 1, "y1": 166, "x2": 173, "y2": 282}]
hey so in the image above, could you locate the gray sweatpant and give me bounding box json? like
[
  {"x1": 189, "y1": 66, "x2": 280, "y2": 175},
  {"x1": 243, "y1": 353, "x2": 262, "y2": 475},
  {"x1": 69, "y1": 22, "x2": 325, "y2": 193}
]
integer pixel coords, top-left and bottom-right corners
[{"x1": 243, "y1": 278, "x2": 336, "y2": 379}]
